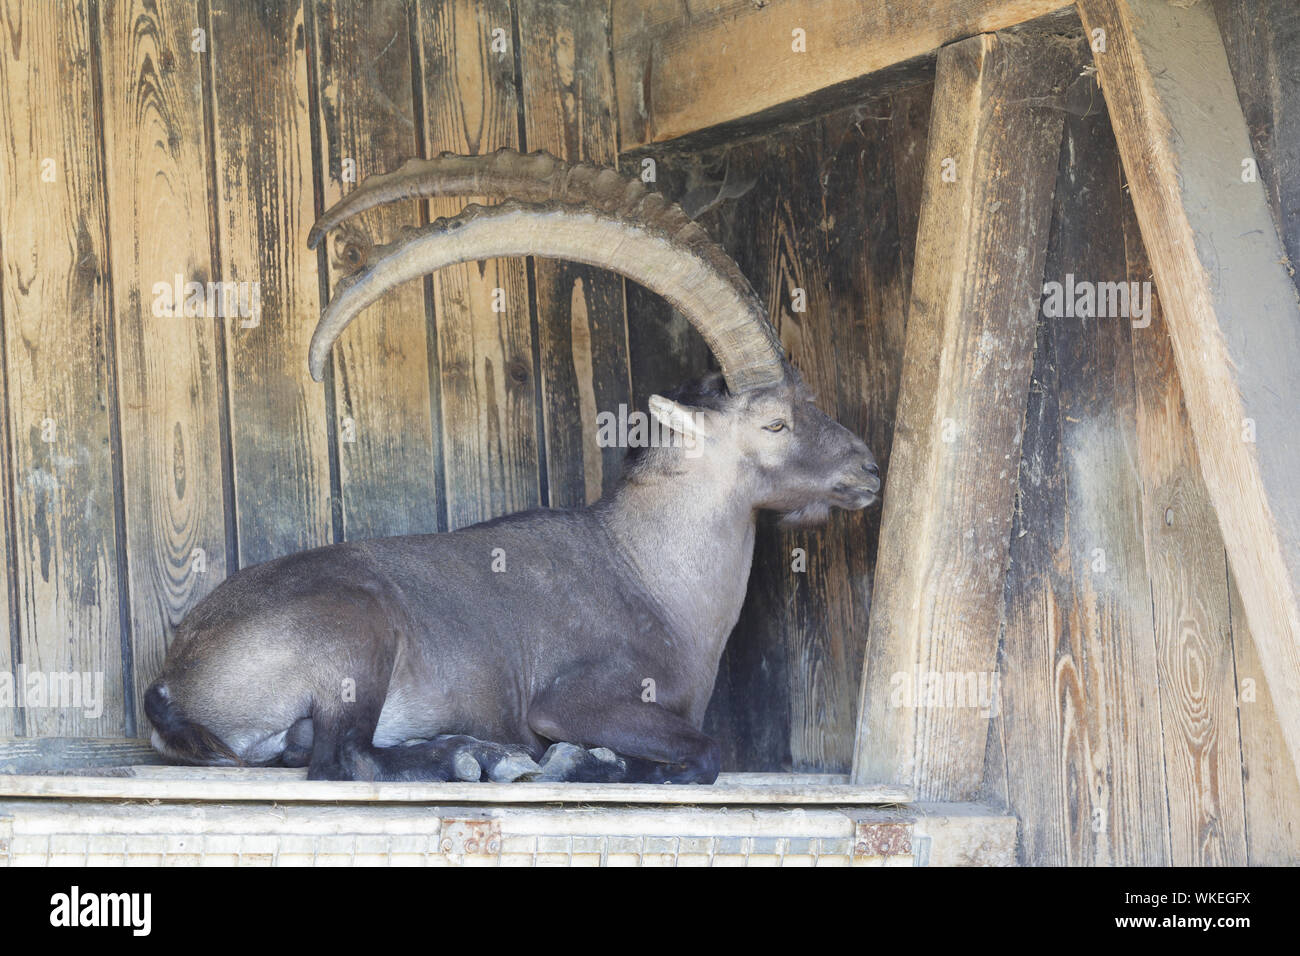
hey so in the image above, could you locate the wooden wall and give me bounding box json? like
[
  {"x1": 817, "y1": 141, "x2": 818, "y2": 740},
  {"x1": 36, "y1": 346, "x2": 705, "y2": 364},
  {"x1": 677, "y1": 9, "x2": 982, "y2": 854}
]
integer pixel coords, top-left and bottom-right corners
[
  {"x1": 0, "y1": 0, "x2": 631, "y2": 738},
  {"x1": 1, "y1": 0, "x2": 1296, "y2": 865}
]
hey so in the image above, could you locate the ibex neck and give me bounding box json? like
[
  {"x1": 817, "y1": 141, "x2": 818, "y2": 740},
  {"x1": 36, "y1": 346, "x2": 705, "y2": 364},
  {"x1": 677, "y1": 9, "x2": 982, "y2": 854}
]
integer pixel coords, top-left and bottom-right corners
[{"x1": 594, "y1": 467, "x2": 757, "y2": 659}]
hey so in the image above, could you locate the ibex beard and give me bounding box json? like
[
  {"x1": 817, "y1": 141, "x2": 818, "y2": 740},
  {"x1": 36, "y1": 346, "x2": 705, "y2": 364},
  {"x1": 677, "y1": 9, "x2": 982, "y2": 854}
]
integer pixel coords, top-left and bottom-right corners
[{"x1": 146, "y1": 150, "x2": 881, "y2": 784}]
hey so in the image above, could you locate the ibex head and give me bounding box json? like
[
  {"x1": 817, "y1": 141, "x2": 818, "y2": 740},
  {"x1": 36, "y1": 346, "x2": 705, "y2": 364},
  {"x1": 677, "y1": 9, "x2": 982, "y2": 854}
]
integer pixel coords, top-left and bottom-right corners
[
  {"x1": 639, "y1": 369, "x2": 878, "y2": 527},
  {"x1": 308, "y1": 148, "x2": 879, "y2": 524}
]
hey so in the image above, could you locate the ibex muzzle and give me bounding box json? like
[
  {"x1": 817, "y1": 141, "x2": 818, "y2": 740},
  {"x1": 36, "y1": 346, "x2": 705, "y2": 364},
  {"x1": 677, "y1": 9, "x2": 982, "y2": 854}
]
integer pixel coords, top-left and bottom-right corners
[{"x1": 146, "y1": 150, "x2": 880, "y2": 783}]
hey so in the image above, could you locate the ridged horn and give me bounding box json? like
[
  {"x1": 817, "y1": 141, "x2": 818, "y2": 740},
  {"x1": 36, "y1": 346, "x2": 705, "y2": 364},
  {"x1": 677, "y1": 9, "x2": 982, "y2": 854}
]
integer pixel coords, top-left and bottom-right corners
[{"x1": 307, "y1": 149, "x2": 786, "y2": 393}]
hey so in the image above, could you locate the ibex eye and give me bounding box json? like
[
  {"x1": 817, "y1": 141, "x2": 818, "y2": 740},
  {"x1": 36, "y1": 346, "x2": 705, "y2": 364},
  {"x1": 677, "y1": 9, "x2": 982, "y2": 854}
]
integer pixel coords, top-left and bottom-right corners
[{"x1": 764, "y1": 420, "x2": 788, "y2": 433}]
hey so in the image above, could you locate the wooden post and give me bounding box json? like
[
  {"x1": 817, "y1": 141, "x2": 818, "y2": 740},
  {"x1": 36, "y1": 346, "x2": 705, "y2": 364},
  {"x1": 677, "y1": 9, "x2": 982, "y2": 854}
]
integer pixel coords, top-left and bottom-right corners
[
  {"x1": 1076, "y1": 0, "x2": 1300, "y2": 789},
  {"x1": 850, "y1": 33, "x2": 1076, "y2": 796}
]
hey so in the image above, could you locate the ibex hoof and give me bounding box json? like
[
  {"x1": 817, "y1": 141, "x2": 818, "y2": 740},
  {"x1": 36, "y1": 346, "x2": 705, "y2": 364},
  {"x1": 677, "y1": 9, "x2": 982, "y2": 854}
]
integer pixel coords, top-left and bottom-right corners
[
  {"x1": 533, "y1": 742, "x2": 628, "y2": 782},
  {"x1": 488, "y1": 751, "x2": 542, "y2": 782},
  {"x1": 451, "y1": 750, "x2": 482, "y2": 782}
]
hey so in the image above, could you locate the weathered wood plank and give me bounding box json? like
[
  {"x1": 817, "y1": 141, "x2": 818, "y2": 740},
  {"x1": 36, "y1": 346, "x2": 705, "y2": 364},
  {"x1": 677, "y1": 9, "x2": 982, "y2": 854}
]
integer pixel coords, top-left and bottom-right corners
[
  {"x1": 0, "y1": 262, "x2": 13, "y2": 738},
  {"x1": 994, "y1": 109, "x2": 1170, "y2": 866},
  {"x1": 414, "y1": 0, "x2": 540, "y2": 528},
  {"x1": 1077, "y1": 0, "x2": 1300, "y2": 791},
  {"x1": 1124, "y1": 191, "x2": 1247, "y2": 866},
  {"x1": 1229, "y1": 571, "x2": 1300, "y2": 865},
  {"x1": 98, "y1": 0, "x2": 231, "y2": 729},
  {"x1": 1212, "y1": 0, "x2": 1300, "y2": 297},
  {"x1": 208, "y1": 0, "x2": 332, "y2": 565},
  {"x1": 611, "y1": 0, "x2": 1071, "y2": 150},
  {"x1": 888, "y1": 82, "x2": 932, "y2": 310},
  {"x1": 0, "y1": 0, "x2": 126, "y2": 735},
  {"x1": 310, "y1": 0, "x2": 443, "y2": 540},
  {"x1": 851, "y1": 33, "x2": 1073, "y2": 797},
  {"x1": 0, "y1": 737, "x2": 163, "y2": 773},
  {"x1": 1211, "y1": 10, "x2": 1300, "y2": 858},
  {"x1": 0, "y1": 766, "x2": 910, "y2": 805},
  {"x1": 1040, "y1": 113, "x2": 1168, "y2": 866},
  {"x1": 990, "y1": 284, "x2": 1069, "y2": 863},
  {"x1": 516, "y1": 0, "x2": 632, "y2": 508}
]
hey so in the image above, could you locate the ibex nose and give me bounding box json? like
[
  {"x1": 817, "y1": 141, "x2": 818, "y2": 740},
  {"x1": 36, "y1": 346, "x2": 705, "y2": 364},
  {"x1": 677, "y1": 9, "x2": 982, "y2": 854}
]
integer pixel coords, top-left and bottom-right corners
[{"x1": 861, "y1": 458, "x2": 881, "y2": 493}]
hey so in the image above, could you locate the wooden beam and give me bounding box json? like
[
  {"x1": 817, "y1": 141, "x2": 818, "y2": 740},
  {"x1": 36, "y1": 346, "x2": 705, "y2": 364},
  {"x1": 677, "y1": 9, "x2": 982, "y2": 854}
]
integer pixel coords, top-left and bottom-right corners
[
  {"x1": 850, "y1": 33, "x2": 1076, "y2": 795},
  {"x1": 0, "y1": 766, "x2": 911, "y2": 806},
  {"x1": 611, "y1": 0, "x2": 1072, "y2": 150},
  {"x1": 0, "y1": 737, "x2": 163, "y2": 774},
  {"x1": 0, "y1": 799, "x2": 1013, "y2": 866},
  {"x1": 1076, "y1": 0, "x2": 1300, "y2": 790}
]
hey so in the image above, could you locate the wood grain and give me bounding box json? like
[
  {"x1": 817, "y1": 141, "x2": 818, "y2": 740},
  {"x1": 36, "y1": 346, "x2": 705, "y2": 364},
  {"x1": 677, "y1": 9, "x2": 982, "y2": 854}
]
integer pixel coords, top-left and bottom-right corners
[
  {"x1": 208, "y1": 0, "x2": 332, "y2": 566},
  {"x1": 888, "y1": 82, "x2": 932, "y2": 309},
  {"x1": 310, "y1": 0, "x2": 443, "y2": 540},
  {"x1": 1229, "y1": 570, "x2": 1300, "y2": 864},
  {"x1": 1077, "y1": 0, "x2": 1300, "y2": 793},
  {"x1": 852, "y1": 33, "x2": 1073, "y2": 798},
  {"x1": 1124, "y1": 189, "x2": 1247, "y2": 865},
  {"x1": 517, "y1": 0, "x2": 631, "y2": 508},
  {"x1": 414, "y1": 0, "x2": 540, "y2": 528},
  {"x1": 996, "y1": 110, "x2": 1171, "y2": 866},
  {"x1": 0, "y1": 0, "x2": 126, "y2": 735},
  {"x1": 611, "y1": 0, "x2": 1071, "y2": 149},
  {"x1": 98, "y1": 0, "x2": 231, "y2": 730}
]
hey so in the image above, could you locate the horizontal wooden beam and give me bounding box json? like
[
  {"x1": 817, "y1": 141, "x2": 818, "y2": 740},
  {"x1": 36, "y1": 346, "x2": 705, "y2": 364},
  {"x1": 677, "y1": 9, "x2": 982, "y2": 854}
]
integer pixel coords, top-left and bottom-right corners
[
  {"x1": 612, "y1": 0, "x2": 1073, "y2": 150},
  {"x1": 1076, "y1": 0, "x2": 1300, "y2": 792},
  {"x1": 0, "y1": 799, "x2": 1015, "y2": 865},
  {"x1": 850, "y1": 32, "x2": 1076, "y2": 796},
  {"x1": 0, "y1": 765, "x2": 911, "y2": 805}
]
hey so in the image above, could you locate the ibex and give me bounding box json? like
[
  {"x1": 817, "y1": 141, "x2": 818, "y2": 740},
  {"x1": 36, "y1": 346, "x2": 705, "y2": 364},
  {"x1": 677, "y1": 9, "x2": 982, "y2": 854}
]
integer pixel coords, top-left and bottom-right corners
[{"x1": 146, "y1": 150, "x2": 881, "y2": 783}]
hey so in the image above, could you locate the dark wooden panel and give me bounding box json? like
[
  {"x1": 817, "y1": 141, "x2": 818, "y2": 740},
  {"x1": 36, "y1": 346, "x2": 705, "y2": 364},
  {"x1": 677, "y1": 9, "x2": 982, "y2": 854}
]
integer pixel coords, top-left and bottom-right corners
[
  {"x1": 98, "y1": 0, "x2": 231, "y2": 730},
  {"x1": 0, "y1": 0, "x2": 126, "y2": 735},
  {"x1": 997, "y1": 109, "x2": 1168, "y2": 865},
  {"x1": 888, "y1": 82, "x2": 932, "y2": 306},
  {"x1": 621, "y1": 157, "x2": 714, "y2": 409},
  {"x1": 517, "y1": 0, "x2": 631, "y2": 508},
  {"x1": 414, "y1": 0, "x2": 540, "y2": 528},
  {"x1": 661, "y1": 104, "x2": 905, "y2": 772},
  {"x1": 208, "y1": 0, "x2": 333, "y2": 566},
  {"x1": 310, "y1": 0, "x2": 443, "y2": 540}
]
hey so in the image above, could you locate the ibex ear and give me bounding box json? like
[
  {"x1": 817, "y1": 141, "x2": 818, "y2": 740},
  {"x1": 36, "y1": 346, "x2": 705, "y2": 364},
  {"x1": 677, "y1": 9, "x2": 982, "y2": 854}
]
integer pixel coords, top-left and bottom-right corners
[{"x1": 648, "y1": 394, "x2": 712, "y2": 441}]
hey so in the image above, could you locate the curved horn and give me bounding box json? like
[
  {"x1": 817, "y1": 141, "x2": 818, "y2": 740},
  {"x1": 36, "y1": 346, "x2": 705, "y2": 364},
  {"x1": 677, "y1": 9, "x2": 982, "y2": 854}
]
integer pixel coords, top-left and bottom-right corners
[{"x1": 308, "y1": 149, "x2": 786, "y2": 392}]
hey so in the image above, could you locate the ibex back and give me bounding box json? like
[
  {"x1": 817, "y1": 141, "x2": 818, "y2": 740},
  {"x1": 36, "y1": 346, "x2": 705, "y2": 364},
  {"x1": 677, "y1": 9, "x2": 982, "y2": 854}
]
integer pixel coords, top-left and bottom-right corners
[{"x1": 146, "y1": 150, "x2": 880, "y2": 783}]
